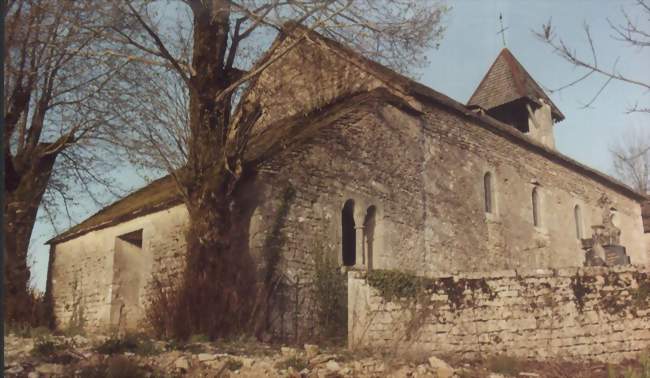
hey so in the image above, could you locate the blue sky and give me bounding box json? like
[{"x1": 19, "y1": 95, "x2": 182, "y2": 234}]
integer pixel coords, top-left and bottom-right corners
[{"x1": 27, "y1": 0, "x2": 649, "y2": 292}]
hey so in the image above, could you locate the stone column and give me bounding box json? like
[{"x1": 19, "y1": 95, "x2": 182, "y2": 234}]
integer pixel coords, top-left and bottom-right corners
[{"x1": 355, "y1": 226, "x2": 365, "y2": 269}]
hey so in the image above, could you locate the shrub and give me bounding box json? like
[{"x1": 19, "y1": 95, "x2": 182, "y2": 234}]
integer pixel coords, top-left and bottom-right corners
[
  {"x1": 32, "y1": 337, "x2": 72, "y2": 358},
  {"x1": 31, "y1": 336, "x2": 80, "y2": 364},
  {"x1": 143, "y1": 277, "x2": 186, "y2": 340},
  {"x1": 312, "y1": 243, "x2": 347, "y2": 342}
]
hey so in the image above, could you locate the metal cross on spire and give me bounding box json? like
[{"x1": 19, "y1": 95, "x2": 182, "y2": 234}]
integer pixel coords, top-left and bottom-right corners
[{"x1": 497, "y1": 13, "x2": 509, "y2": 47}]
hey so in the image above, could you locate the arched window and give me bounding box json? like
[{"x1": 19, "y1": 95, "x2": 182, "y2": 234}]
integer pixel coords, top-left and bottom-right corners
[
  {"x1": 363, "y1": 206, "x2": 376, "y2": 269},
  {"x1": 484, "y1": 172, "x2": 493, "y2": 213},
  {"x1": 532, "y1": 187, "x2": 540, "y2": 227},
  {"x1": 574, "y1": 205, "x2": 583, "y2": 239},
  {"x1": 341, "y1": 200, "x2": 356, "y2": 266}
]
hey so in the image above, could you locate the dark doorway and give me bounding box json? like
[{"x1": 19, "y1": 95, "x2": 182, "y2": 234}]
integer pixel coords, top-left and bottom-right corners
[
  {"x1": 110, "y1": 229, "x2": 146, "y2": 331},
  {"x1": 342, "y1": 200, "x2": 356, "y2": 266}
]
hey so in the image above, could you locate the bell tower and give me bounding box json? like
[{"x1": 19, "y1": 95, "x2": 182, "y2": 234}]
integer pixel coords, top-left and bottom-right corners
[{"x1": 467, "y1": 48, "x2": 564, "y2": 149}]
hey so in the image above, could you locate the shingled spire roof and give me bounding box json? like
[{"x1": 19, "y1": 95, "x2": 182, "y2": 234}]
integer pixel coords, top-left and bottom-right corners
[{"x1": 468, "y1": 48, "x2": 564, "y2": 121}]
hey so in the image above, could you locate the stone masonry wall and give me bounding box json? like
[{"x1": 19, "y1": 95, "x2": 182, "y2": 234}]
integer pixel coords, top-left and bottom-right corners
[
  {"x1": 242, "y1": 97, "x2": 648, "y2": 340},
  {"x1": 348, "y1": 266, "x2": 650, "y2": 362},
  {"x1": 50, "y1": 205, "x2": 188, "y2": 331},
  {"x1": 420, "y1": 102, "x2": 647, "y2": 273},
  {"x1": 247, "y1": 98, "x2": 647, "y2": 284}
]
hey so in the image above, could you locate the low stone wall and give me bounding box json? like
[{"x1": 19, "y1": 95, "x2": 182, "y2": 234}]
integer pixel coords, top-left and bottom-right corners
[{"x1": 348, "y1": 266, "x2": 650, "y2": 362}]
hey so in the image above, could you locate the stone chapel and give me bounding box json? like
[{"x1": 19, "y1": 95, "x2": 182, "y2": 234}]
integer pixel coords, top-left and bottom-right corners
[{"x1": 45, "y1": 27, "x2": 648, "y2": 339}]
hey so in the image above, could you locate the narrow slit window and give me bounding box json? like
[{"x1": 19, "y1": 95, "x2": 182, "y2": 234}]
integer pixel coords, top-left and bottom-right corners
[
  {"x1": 532, "y1": 187, "x2": 540, "y2": 227},
  {"x1": 574, "y1": 205, "x2": 583, "y2": 239},
  {"x1": 484, "y1": 172, "x2": 493, "y2": 213}
]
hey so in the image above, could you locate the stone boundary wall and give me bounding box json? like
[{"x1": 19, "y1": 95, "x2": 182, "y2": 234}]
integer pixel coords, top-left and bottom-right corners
[{"x1": 348, "y1": 266, "x2": 650, "y2": 362}]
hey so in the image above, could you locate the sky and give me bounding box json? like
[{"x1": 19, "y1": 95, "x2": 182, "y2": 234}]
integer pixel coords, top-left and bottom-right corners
[{"x1": 27, "y1": 0, "x2": 650, "y2": 292}]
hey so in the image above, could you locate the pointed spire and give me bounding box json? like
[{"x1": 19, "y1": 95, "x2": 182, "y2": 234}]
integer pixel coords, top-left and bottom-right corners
[{"x1": 468, "y1": 48, "x2": 564, "y2": 122}]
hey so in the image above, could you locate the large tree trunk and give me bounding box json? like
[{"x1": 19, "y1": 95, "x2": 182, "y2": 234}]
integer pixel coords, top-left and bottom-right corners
[
  {"x1": 174, "y1": 180, "x2": 257, "y2": 339},
  {"x1": 4, "y1": 151, "x2": 57, "y2": 324},
  {"x1": 168, "y1": 0, "x2": 260, "y2": 339}
]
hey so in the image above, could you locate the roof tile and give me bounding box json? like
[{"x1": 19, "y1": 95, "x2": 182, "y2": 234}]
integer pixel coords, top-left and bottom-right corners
[{"x1": 468, "y1": 48, "x2": 564, "y2": 121}]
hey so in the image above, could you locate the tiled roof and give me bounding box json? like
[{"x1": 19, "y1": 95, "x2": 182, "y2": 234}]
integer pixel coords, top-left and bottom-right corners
[
  {"x1": 468, "y1": 48, "x2": 564, "y2": 121},
  {"x1": 47, "y1": 175, "x2": 181, "y2": 244}
]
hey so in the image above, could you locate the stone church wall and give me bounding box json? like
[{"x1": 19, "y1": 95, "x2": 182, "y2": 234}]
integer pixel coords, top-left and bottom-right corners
[
  {"x1": 249, "y1": 100, "x2": 646, "y2": 280},
  {"x1": 348, "y1": 266, "x2": 650, "y2": 362},
  {"x1": 50, "y1": 205, "x2": 187, "y2": 331},
  {"x1": 419, "y1": 103, "x2": 647, "y2": 273},
  {"x1": 243, "y1": 99, "x2": 647, "y2": 340}
]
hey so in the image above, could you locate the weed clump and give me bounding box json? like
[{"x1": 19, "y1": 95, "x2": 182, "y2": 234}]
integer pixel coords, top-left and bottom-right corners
[
  {"x1": 224, "y1": 358, "x2": 244, "y2": 371},
  {"x1": 275, "y1": 356, "x2": 309, "y2": 371},
  {"x1": 486, "y1": 354, "x2": 521, "y2": 376},
  {"x1": 367, "y1": 269, "x2": 432, "y2": 302},
  {"x1": 78, "y1": 355, "x2": 149, "y2": 378},
  {"x1": 607, "y1": 350, "x2": 650, "y2": 378},
  {"x1": 32, "y1": 337, "x2": 71, "y2": 357},
  {"x1": 633, "y1": 278, "x2": 650, "y2": 309},
  {"x1": 95, "y1": 334, "x2": 159, "y2": 356},
  {"x1": 8, "y1": 324, "x2": 52, "y2": 339}
]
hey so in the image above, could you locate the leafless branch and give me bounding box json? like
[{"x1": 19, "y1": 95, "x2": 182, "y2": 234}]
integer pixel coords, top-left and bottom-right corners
[
  {"x1": 535, "y1": 1, "x2": 649, "y2": 113},
  {"x1": 610, "y1": 127, "x2": 650, "y2": 193}
]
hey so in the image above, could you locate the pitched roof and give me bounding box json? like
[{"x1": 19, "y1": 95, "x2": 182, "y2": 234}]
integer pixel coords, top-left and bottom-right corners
[
  {"x1": 468, "y1": 48, "x2": 564, "y2": 121},
  {"x1": 47, "y1": 175, "x2": 182, "y2": 244}
]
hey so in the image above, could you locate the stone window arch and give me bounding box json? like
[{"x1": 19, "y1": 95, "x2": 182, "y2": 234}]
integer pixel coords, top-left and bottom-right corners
[
  {"x1": 363, "y1": 206, "x2": 377, "y2": 269},
  {"x1": 484, "y1": 172, "x2": 494, "y2": 213},
  {"x1": 574, "y1": 204, "x2": 583, "y2": 239},
  {"x1": 532, "y1": 187, "x2": 541, "y2": 227},
  {"x1": 341, "y1": 199, "x2": 356, "y2": 266}
]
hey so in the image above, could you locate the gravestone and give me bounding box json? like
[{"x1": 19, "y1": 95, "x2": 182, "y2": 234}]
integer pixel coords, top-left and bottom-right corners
[
  {"x1": 582, "y1": 206, "x2": 630, "y2": 267},
  {"x1": 604, "y1": 245, "x2": 631, "y2": 266}
]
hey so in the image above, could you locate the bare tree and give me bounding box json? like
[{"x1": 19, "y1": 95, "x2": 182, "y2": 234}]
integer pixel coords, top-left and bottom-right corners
[
  {"x1": 3, "y1": 0, "x2": 136, "y2": 323},
  {"x1": 535, "y1": 0, "x2": 650, "y2": 113},
  {"x1": 611, "y1": 127, "x2": 650, "y2": 194},
  {"x1": 105, "y1": 0, "x2": 448, "y2": 339}
]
